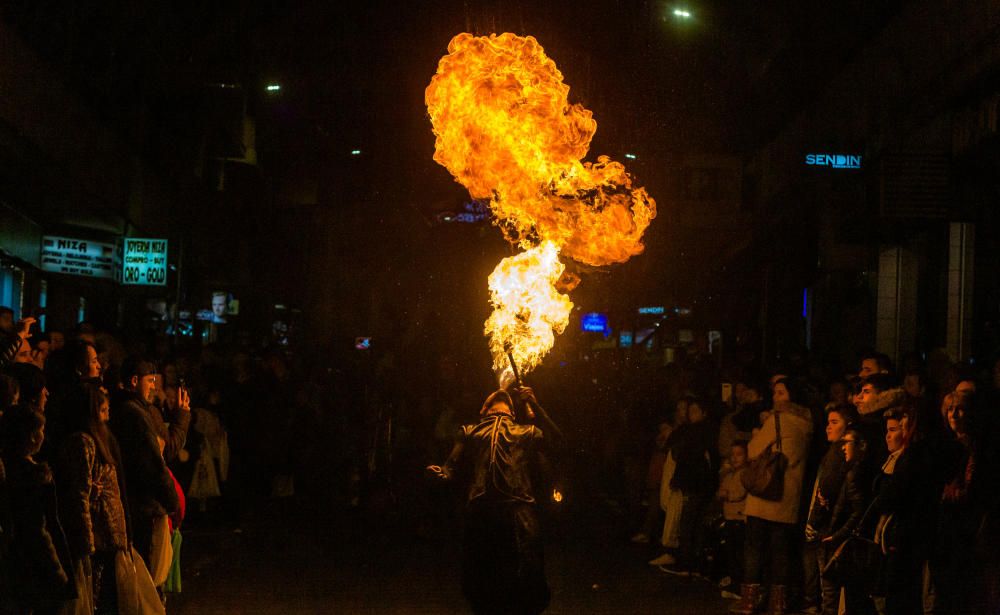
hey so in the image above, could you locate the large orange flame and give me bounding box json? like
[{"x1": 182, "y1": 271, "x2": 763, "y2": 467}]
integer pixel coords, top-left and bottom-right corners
[
  {"x1": 426, "y1": 33, "x2": 657, "y2": 385},
  {"x1": 486, "y1": 242, "x2": 573, "y2": 387}
]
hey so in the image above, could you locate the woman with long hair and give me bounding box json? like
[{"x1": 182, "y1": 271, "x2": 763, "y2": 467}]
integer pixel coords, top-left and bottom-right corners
[
  {"x1": 731, "y1": 378, "x2": 814, "y2": 615},
  {"x1": 56, "y1": 383, "x2": 129, "y2": 614}
]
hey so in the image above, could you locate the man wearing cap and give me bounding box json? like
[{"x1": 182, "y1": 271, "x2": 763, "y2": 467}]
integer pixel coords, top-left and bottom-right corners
[
  {"x1": 427, "y1": 386, "x2": 561, "y2": 615},
  {"x1": 110, "y1": 357, "x2": 180, "y2": 566}
]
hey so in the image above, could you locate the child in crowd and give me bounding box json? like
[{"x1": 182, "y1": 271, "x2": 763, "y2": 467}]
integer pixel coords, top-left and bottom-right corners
[{"x1": 716, "y1": 440, "x2": 748, "y2": 599}]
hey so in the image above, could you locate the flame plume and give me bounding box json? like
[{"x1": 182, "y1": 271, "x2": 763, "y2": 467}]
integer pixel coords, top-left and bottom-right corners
[{"x1": 426, "y1": 33, "x2": 657, "y2": 385}]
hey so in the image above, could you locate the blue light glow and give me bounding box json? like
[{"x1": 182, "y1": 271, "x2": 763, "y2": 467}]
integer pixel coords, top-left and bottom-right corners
[{"x1": 581, "y1": 312, "x2": 609, "y2": 333}]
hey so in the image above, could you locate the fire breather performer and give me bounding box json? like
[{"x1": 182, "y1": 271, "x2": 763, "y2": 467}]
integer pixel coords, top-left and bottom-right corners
[
  {"x1": 427, "y1": 385, "x2": 562, "y2": 615},
  {"x1": 425, "y1": 31, "x2": 655, "y2": 613}
]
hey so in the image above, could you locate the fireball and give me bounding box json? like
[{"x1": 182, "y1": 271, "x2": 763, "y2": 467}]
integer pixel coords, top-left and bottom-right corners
[{"x1": 426, "y1": 33, "x2": 657, "y2": 384}]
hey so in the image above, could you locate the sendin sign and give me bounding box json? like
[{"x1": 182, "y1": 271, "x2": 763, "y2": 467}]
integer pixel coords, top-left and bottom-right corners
[
  {"x1": 122, "y1": 238, "x2": 168, "y2": 286},
  {"x1": 805, "y1": 153, "x2": 862, "y2": 169}
]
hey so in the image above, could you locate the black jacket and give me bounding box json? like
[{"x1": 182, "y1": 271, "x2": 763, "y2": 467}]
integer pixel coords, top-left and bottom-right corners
[
  {"x1": 460, "y1": 413, "x2": 545, "y2": 504},
  {"x1": 109, "y1": 390, "x2": 178, "y2": 519},
  {"x1": 667, "y1": 420, "x2": 719, "y2": 495},
  {"x1": 825, "y1": 456, "x2": 875, "y2": 545},
  {"x1": 3, "y1": 457, "x2": 76, "y2": 602},
  {"x1": 807, "y1": 444, "x2": 849, "y2": 535}
]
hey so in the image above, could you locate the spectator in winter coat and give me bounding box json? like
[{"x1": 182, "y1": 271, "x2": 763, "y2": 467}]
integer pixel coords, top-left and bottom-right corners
[
  {"x1": 716, "y1": 440, "x2": 749, "y2": 597},
  {"x1": 855, "y1": 374, "x2": 903, "y2": 467},
  {"x1": 820, "y1": 427, "x2": 876, "y2": 614},
  {"x1": 930, "y1": 391, "x2": 992, "y2": 614},
  {"x1": 110, "y1": 358, "x2": 178, "y2": 568},
  {"x1": 0, "y1": 407, "x2": 77, "y2": 613},
  {"x1": 57, "y1": 384, "x2": 129, "y2": 614},
  {"x1": 659, "y1": 398, "x2": 719, "y2": 576},
  {"x1": 731, "y1": 379, "x2": 813, "y2": 615},
  {"x1": 871, "y1": 407, "x2": 931, "y2": 615},
  {"x1": 802, "y1": 403, "x2": 856, "y2": 614}
]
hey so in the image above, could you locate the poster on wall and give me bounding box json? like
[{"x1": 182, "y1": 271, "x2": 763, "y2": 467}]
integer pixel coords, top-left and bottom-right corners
[{"x1": 122, "y1": 238, "x2": 168, "y2": 286}]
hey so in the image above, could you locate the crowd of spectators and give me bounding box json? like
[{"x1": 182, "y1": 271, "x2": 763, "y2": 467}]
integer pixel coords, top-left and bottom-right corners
[
  {"x1": 4, "y1": 298, "x2": 1000, "y2": 615},
  {"x1": 0, "y1": 308, "x2": 368, "y2": 614},
  {"x1": 628, "y1": 350, "x2": 1000, "y2": 614}
]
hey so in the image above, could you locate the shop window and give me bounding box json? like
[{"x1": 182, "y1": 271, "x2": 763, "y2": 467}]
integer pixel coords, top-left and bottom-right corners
[
  {"x1": 38, "y1": 279, "x2": 48, "y2": 331},
  {"x1": 0, "y1": 262, "x2": 24, "y2": 320}
]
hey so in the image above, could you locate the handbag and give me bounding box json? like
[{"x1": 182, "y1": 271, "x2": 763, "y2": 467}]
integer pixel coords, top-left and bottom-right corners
[
  {"x1": 740, "y1": 411, "x2": 788, "y2": 501},
  {"x1": 821, "y1": 533, "x2": 880, "y2": 583},
  {"x1": 821, "y1": 496, "x2": 883, "y2": 589},
  {"x1": 115, "y1": 546, "x2": 166, "y2": 615}
]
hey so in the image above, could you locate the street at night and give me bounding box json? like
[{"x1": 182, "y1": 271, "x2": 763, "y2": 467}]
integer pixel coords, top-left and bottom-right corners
[
  {"x1": 170, "y1": 499, "x2": 729, "y2": 614},
  {"x1": 3, "y1": 1, "x2": 1000, "y2": 614}
]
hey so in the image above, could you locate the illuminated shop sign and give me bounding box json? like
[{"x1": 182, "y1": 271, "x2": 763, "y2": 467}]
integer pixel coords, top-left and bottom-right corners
[
  {"x1": 41, "y1": 236, "x2": 120, "y2": 280},
  {"x1": 122, "y1": 238, "x2": 168, "y2": 286},
  {"x1": 581, "y1": 312, "x2": 608, "y2": 333},
  {"x1": 638, "y1": 306, "x2": 665, "y2": 315},
  {"x1": 805, "y1": 153, "x2": 862, "y2": 169}
]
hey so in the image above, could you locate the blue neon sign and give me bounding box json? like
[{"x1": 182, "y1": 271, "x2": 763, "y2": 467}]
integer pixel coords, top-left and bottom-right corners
[
  {"x1": 581, "y1": 312, "x2": 608, "y2": 333},
  {"x1": 805, "y1": 154, "x2": 861, "y2": 169}
]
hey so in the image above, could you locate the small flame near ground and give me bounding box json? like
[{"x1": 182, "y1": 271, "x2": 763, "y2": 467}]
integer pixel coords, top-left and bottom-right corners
[{"x1": 426, "y1": 33, "x2": 657, "y2": 385}]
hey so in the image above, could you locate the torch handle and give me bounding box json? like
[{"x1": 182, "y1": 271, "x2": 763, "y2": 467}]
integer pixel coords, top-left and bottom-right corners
[{"x1": 506, "y1": 349, "x2": 523, "y2": 386}]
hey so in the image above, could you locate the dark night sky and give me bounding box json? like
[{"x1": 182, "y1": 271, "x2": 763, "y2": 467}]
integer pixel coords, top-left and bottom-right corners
[
  {"x1": 2, "y1": 0, "x2": 908, "y2": 207},
  {"x1": 1, "y1": 0, "x2": 908, "y2": 330}
]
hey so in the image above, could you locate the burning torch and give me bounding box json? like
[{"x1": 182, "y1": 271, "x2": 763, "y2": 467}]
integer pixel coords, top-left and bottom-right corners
[{"x1": 504, "y1": 341, "x2": 535, "y2": 421}]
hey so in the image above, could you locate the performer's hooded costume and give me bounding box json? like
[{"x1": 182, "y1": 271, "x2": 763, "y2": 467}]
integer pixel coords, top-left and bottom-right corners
[{"x1": 438, "y1": 389, "x2": 560, "y2": 615}]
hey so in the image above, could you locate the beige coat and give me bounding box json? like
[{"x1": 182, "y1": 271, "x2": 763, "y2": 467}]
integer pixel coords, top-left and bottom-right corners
[{"x1": 744, "y1": 401, "x2": 813, "y2": 524}]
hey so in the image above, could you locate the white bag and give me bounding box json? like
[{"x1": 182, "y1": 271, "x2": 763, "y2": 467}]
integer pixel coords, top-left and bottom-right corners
[
  {"x1": 116, "y1": 546, "x2": 166, "y2": 615},
  {"x1": 659, "y1": 451, "x2": 683, "y2": 548},
  {"x1": 148, "y1": 515, "x2": 174, "y2": 586},
  {"x1": 188, "y1": 441, "x2": 221, "y2": 500}
]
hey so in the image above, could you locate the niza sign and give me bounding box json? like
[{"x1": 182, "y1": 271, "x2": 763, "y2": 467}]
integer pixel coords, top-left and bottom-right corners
[
  {"x1": 41, "y1": 236, "x2": 119, "y2": 280},
  {"x1": 122, "y1": 238, "x2": 168, "y2": 286},
  {"x1": 805, "y1": 153, "x2": 862, "y2": 169}
]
